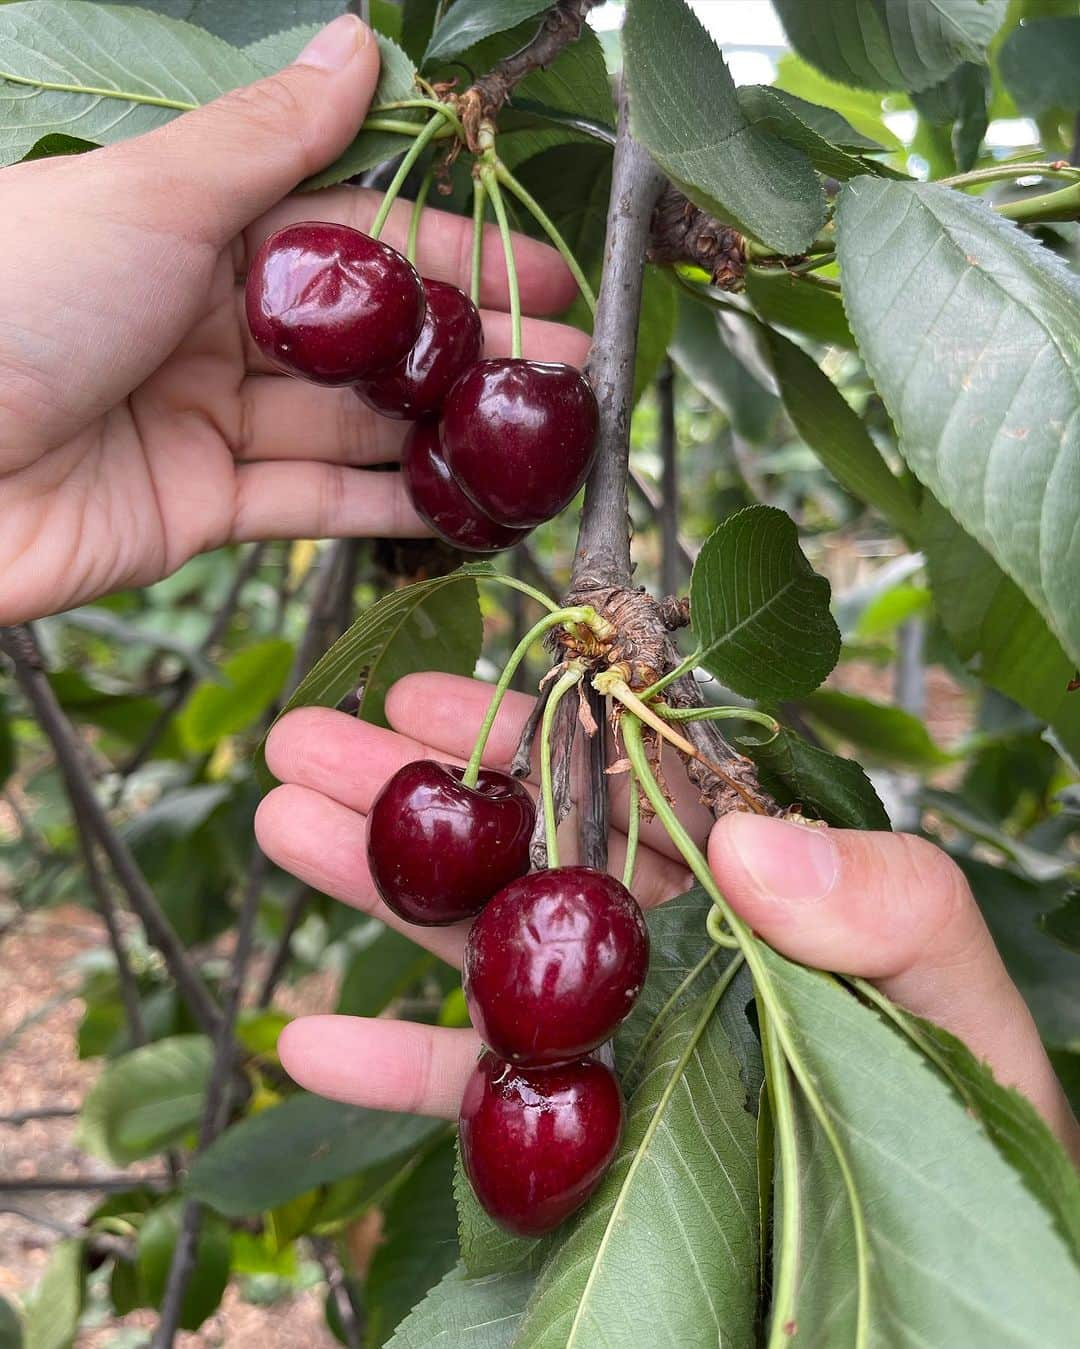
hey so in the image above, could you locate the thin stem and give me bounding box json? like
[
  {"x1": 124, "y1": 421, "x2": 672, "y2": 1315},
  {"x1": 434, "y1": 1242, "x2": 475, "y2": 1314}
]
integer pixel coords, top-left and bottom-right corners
[
  {"x1": 407, "y1": 167, "x2": 435, "y2": 265},
  {"x1": 637, "y1": 648, "x2": 702, "y2": 701},
  {"x1": 370, "y1": 113, "x2": 447, "y2": 240},
  {"x1": 482, "y1": 164, "x2": 522, "y2": 357},
  {"x1": 994, "y1": 181, "x2": 1080, "y2": 223},
  {"x1": 470, "y1": 176, "x2": 487, "y2": 307},
  {"x1": 759, "y1": 1004, "x2": 801, "y2": 1348},
  {"x1": 540, "y1": 666, "x2": 584, "y2": 867},
  {"x1": 360, "y1": 117, "x2": 451, "y2": 138},
  {"x1": 371, "y1": 98, "x2": 464, "y2": 136},
  {"x1": 705, "y1": 905, "x2": 741, "y2": 948},
  {"x1": 660, "y1": 705, "x2": 780, "y2": 740},
  {"x1": 462, "y1": 607, "x2": 596, "y2": 788},
  {"x1": 481, "y1": 570, "x2": 559, "y2": 612},
  {"x1": 0, "y1": 70, "x2": 193, "y2": 109},
  {"x1": 495, "y1": 161, "x2": 597, "y2": 315},
  {"x1": 938, "y1": 160, "x2": 1080, "y2": 188},
  {"x1": 622, "y1": 767, "x2": 640, "y2": 890}
]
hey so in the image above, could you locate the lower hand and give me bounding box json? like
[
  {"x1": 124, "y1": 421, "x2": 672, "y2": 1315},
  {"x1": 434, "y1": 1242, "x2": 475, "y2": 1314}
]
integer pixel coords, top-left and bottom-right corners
[
  {"x1": 256, "y1": 673, "x2": 1080, "y2": 1160},
  {"x1": 0, "y1": 15, "x2": 585, "y2": 626}
]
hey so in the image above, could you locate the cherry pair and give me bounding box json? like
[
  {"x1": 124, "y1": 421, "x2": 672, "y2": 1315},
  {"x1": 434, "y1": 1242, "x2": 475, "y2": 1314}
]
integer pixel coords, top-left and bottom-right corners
[
  {"x1": 245, "y1": 221, "x2": 599, "y2": 556},
  {"x1": 366, "y1": 760, "x2": 649, "y2": 1234}
]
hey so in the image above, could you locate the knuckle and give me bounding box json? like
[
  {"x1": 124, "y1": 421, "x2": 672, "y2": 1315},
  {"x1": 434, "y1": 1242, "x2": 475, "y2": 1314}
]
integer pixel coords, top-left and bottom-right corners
[{"x1": 894, "y1": 832, "x2": 978, "y2": 960}]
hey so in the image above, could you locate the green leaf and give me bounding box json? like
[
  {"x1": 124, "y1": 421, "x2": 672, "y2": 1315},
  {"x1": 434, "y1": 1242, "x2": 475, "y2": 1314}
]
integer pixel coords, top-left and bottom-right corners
[
  {"x1": 245, "y1": 27, "x2": 422, "y2": 189},
  {"x1": 367, "y1": 1135, "x2": 460, "y2": 1346},
  {"x1": 385, "y1": 1264, "x2": 533, "y2": 1348},
  {"x1": 868, "y1": 998, "x2": 1080, "y2": 1260},
  {"x1": 187, "y1": 1093, "x2": 440, "y2": 1216},
  {"x1": 454, "y1": 1144, "x2": 549, "y2": 1279},
  {"x1": 1041, "y1": 891, "x2": 1080, "y2": 955},
  {"x1": 736, "y1": 83, "x2": 904, "y2": 181},
  {"x1": 336, "y1": 925, "x2": 437, "y2": 1017},
  {"x1": 802, "y1": 688, "x2": 952, "y2": 770},
  {"x1": 0, "y1": 0, "x2": 262, "y2": 165},
  {"x1": 689, "y1": 505, "x2": 841, "y2": 700},
  {"x1": 959, "y1": 856, "x2": 1080, "y2": 1048},
  {"x1": 110, "y1": 1, "x2": 347, "y2": 46},
  {"x1": 179, "y1": 639, "x2": 293, "y2": 751},
  {"x1": 756, "y1": 322, "x2": 919, "y2": 536},
  {"x1": 77, "y1": 1034, "x2": 212, "y2": 1164},
  {"x1": 24, "y1": 1239, "x2": 82, "y2": 1349},
  {"x1": 772, "y1": 0, "x2": 1009, "y2": 93},
  {"x1": 758, "y1": 949, "x2": 1080, "y2": 1344},
  {"x1": 669, "y1": 296, "x2": 780, "y2": 444},
  {"x1": 761, "y1": 88, "x2": 891, "y2": 153},
  {"x1": 623, "y1": 0, "x2": 826, "y2": 253},
  {"x1": 20, "y1": 131, "x2": 96, "y2": 160},
  {"x1": 0, "y1": 1295, "x2": 22, "y2": 1349},
  {"x1": 258, "y1": 565, "x2": 492, "y2": 786},
  {"x1": 911, "y1": 62, "x2": 991, "y2": 171},
  {"x1": 738, "y1": 725, "x2": 891, "y2": 829},
  {"x1": 358, "y1": 579, "x2": 482, "y2": 728},
  {"x1": 137, "y1": 1200, "x2": 231, "y2": 1333},
  {"x1": 855, "y1": 583, "x2": 932, "y2": 639},
  {"x1": 513, "y1": 987, "x2": 759, "y2": 1349},
  {"x1": 1000, "y1": 15, "x2": 1080, "y2": 114},
  {"x1": 837, "y1": 178, "x2": 1080, "y2": 668},
  {"x1": 746, "y1": 266, "x2": 855, "y2": 349},
  {"x1": 773, "y1": 52, "x2": 904, "y2": 149},
  {"x1": 923, "y1": 495, "x2": 1080, "y2": 767},
  {"x1": 424, "y1": 0, "x2": 549, "y2": 64},
  {"x1": 402, "y1": 0, "x2": 440, "y2": 64}
]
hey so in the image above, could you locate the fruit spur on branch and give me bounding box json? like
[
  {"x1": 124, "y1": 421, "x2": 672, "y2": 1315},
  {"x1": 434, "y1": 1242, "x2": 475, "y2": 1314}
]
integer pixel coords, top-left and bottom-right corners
[{"x1": 245, "y1": 86, "x2": 599, "y2": 558}]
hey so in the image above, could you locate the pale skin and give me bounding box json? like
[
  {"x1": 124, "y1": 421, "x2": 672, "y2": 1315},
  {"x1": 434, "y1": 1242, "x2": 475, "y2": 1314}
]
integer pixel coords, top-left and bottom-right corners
[{"x1": 2, "y1": 15, "x2": 1076, "y2": 1161}]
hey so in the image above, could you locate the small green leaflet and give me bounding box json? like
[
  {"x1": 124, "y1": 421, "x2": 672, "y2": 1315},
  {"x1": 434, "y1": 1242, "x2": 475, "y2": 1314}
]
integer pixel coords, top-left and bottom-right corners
[
  {"x1": 838, "y1": 178, "x2": 1080, "y2": 669},
  {"x1": 689, "y1": 505, "x2": 840, "y2": 700},
  {"x1": 623, "y1": 0, "x2": 826, "y2": 254}
]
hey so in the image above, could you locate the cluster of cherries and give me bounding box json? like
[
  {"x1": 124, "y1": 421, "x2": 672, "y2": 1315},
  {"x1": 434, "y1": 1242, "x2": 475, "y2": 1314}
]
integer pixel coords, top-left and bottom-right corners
[
  {"x1": 366, "y1": 758, "x2": 650, "y2": 1235},
  {"x1": 245, "y1": 221, "x2": 599, "y2": 554}
]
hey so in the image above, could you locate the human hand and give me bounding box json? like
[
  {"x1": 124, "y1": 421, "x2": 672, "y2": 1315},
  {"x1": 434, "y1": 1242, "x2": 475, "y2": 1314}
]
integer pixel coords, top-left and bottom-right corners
[
  {"x1": 0, "y1": 15, "x2": 585, "y2": 627},
  {"x1": 256, "y1": 672, "x2": 1080, "y2": 1161}
]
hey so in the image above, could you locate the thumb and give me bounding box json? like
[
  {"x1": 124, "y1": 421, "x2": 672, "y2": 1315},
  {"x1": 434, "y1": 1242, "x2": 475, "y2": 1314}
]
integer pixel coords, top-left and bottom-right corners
[{"x1": 120, "y1": 14, "x2": 379, "y2": 245}]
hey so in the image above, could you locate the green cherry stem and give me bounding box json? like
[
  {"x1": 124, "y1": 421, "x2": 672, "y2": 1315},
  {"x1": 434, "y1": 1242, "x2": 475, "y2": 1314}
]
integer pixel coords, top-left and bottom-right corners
[
  {"x1": 470, "y1": 175, "x2": 487, "y2": 307},
  {"x1": 481, "y1": 164, "x2": 523, "y2": 358},
  {"x1": 636, "y1": 648, "x2": 703, "y2": 702},
  {"x1": 660, "y1": 704, "x2": 781, "y2": 742},
  {"x1": 540, "y1": 665, "x2": 585, "y2": 868},
  {"x1": 478, "y1": 570, "x2": 559, "y2": 613},
  {"x1": 406, "y1": 166, "x2": 435, "y2": 266},
  {"x1": 495, "y1": 162, "x2": 597, "y2": 317},
  {"x1": 462, "y1": 607, "x2": 607, "y2": 789},
  {"x1": 937, "y1": 159, "x2": 1080, "y2": 189},
  {"x1": 369, "y1": 112, "x2": 447, "y2": 241},
  {"x1": 371, "y1": 98, "x2": 465, "y2": 137},
  {"x1": 622, "y1": 766, "x2": 641, "y2": 890}
]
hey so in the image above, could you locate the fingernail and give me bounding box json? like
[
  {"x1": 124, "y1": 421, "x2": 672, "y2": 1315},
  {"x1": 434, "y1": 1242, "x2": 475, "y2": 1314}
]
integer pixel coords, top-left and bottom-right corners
[
  {"x1": 725, "y1": 814, "x2": 838, "y2": 904},
  {"x1": 292, "y1": 14, "x2": 369, "y2": 71}
]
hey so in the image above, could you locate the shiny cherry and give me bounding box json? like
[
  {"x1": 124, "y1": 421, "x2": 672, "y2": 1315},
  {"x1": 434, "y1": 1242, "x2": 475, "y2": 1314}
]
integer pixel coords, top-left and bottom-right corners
[
  {"x1": 441, "y1": 359, "x2": 599, "y2": 527},
  {"x1": 366, "y1": 760, "x2": 535, "y2": 925},
  {"x1": 354, "y1": 279, "x2": 483, "y2": 419},
  {"x1": 459, "y1": 1052, "x2": 623, "y2": 1235},
  {"x1": 245, "y1": 222, "x2": 425, "y2": 385},
  {"x1": 464, "y1": 866, "x2": 649, "y2": 1065},
  {"x1": 402, "y1": 421, "x2": 531, "y2": 555}
]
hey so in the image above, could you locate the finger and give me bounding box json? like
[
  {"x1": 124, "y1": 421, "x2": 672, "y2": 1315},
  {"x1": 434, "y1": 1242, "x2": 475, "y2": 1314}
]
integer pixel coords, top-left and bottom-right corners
[
  {"x1": 279, "y1": 1015, "x2": 479, "y2": 1119},
  {"x1": 116, "y1": 17, "x2": 380, "y2": 248},
  {"x1": 255, "y1": 786, "x2": 470, "y2": 965},
  {"x1": 709, "y1": 814, "x2": 1078, "y2": 1139},
  {"x1": 234, "y1": 317, "x2": 591, "y2": 463},
  {"x1": 229, "y1": 461, "x2": 428, "y2": 541},
  {"x1": 244, "y1": 190, "x2": 579, "y2": 316}
]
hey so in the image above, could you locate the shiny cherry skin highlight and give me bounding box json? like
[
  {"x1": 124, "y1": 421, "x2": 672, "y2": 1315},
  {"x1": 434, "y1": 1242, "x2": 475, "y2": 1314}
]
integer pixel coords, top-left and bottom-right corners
[
  {"x1": 402, "y1": 421, "x2": 530, "y2": 555},
  {"x1": 441, "y1": 359, "x2": 599, "y2": 527},
  {"x1": 459, "y1": 1052, "x2": 624, "y2": 1235},
  {"x1": 245, "y1": 222, "x2": 425, "y2": 385},
  {"x1": 354, "y1": 279, "x2": 483, "y2": 420},
  {"x1": 464, "y1": 867, "x2": 649, "y2": 1066},
  {"x1": 366, "y1": 760, "x2": 535, "y2": 925}
]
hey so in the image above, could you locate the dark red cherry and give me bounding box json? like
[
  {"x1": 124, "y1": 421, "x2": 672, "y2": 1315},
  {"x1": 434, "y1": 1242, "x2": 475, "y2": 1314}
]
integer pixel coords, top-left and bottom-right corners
[
  {"x1": 402, "y1": 420, "x2": 531, "y2": 555},
  {"x1": 440, "y1": 359, "x2": 599, "y2": 527},
  {"x1": 354, "y1": 279, "x2": 483, "y2": 419},
  {"x1": 245, "y1": 222, "x2": 425, "y2": 385},
  {"x1": 366, "y1": 760, "x2": 535, "y2": 926},
  {"x1": 464, "y1": 866, "x2": 649, "y2": 1066},
  {"x1": 459, "y1": 1052, "x2": 623, "y2": 1235}
]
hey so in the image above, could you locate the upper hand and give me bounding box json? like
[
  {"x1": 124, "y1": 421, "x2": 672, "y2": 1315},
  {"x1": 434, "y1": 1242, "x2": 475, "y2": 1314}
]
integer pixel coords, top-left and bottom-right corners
[
  {"x1": 256, "y1": 672, "x2": 1080, "y2": 1161},
  {"x1": 0, "y1": 15, "x2": 586, "y2": 626}
]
